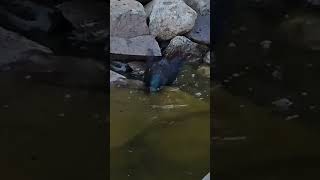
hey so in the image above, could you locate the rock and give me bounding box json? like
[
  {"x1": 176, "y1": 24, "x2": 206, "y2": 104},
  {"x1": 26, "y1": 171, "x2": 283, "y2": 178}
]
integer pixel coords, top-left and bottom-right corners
[
  {"x1": 149, "y1": 0, "x2": 197, "y2": 40},
  {"x1": 110, "y1": 35, "x2": 161, "y2": 56},
  {"x1": 144, "y1": 0, "x2": 155, "y2": 18},
  {"x1": 110, "y1": 61, "x2": 133, "y2": 74},
  {"x1": 183, "y1": 0, "x2": 210, "y2": 15},
  {"x1": 110, "y1": 70, "x2": 127, "y2": 84},
  {"x1": 56, "y1": 0, "x2": 108, "y2": 43},
  {"x1": 110, "y1": 70, "x2": 145, "y2": 90},
  {"x1": 164, "y1": 36, "x2": 208, "y2": 64},
  {"x1": 0, "y1": 0, "x2": 72, "y2": 43},
  {"x1": 0, "y1": 27, "x2": 52, "y2": 66},
  {"x1": 202, "y1": 173, "x2": 210, "y2": 180},
  {"x1": 197, "y1": 65, "x2": 210, "y2": 78},
  {"x1": 128, "y1": 61, "x2": 146, "y2": 75},
  {"x1": 271, "y1": 98, "x2": 293, "y2": 111},
  {"x1": 186, "y1": 15, "x2": 210, "y2": 45},
  {"x1": 110, "y1": 0, "x2": 149, "y2": 38},
  {"x1": 203, "y1": 51, "x2": 210, "y2": 64}
]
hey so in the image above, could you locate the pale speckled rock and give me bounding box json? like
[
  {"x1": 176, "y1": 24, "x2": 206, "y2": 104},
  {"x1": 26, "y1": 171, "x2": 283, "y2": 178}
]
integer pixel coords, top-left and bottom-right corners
[
  {"x1": 149, "y1": 0, "x2": 198, "y2": 40},
  {"x1": 203, "y1": 51, "x2": 210, "y2": 64},
  {"x1": 110, "y1": 0, "x2": 149, "y2": 38},
  {"x1": 110, "y1": 35, "x2": 161, "y2": 56},
  {"x1": 144, "y1": 0, "x2": 155, "y2": 18},
  {"x1": 164, "y1": 36, "x2": 208, "y2": 64},
  {"x1": 0, "y1": 27, "x2": 52, "y2": 66},
  {"x1": 183, "y1": 0, "x2": 210, "y2": 15}
]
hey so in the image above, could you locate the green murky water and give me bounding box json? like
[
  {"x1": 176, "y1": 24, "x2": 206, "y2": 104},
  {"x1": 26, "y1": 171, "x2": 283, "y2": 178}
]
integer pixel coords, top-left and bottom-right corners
[{"x1": 110, "y1": 86, "x2": 210, "y2": 180}]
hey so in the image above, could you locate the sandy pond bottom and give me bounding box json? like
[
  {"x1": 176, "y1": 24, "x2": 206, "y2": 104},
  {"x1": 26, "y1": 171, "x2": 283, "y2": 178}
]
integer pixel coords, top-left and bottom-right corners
[{"x1": 110, "y1": 87, "x2": 210, "y2": 180}]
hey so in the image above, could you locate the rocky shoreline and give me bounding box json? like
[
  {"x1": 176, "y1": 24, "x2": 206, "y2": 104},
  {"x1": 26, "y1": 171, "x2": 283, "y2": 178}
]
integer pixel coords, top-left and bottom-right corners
[{"x1": 110, "y1": 0, "x2": 211, "y2": 93}]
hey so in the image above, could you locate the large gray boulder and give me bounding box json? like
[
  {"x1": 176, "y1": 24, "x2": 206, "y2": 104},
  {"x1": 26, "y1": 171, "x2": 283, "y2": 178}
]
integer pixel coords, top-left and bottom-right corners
[
  {"x1": 110, "y1": 35, "x2": 161, "y2": 56},
  {"x1": 0, "y1": 27, "x2": 52, "y2": 66},
  {"x1": 110, "y1": 0, "x2": 149, "y2": 38},
  {"x1": 186, "y1": 15, "x2": 210, "y2": 45},
  {"x1": 56, "y1": 0, "x2": 108, "y2": 43},
  {"x1": 183, "y1": 0, "x2": 210, "y2": 15},
  {"x1": 149, "y1": 0, "x2": 198, "y2": 40},
  {"x1": 164, "y1": 36, "x2": 208, "y2": 64}
]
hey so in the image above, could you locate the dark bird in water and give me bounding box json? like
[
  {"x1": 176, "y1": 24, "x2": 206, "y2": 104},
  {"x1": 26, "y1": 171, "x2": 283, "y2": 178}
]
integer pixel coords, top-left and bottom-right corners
[{"x1": 144, "y1": 49, "x2": 185, "y2": 93}]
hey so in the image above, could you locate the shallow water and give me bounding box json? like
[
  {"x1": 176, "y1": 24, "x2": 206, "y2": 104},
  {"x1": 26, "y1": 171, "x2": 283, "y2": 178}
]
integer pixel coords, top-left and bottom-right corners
[{"x1": 110, "y1": 86, "x2": 210, "y2": 180}]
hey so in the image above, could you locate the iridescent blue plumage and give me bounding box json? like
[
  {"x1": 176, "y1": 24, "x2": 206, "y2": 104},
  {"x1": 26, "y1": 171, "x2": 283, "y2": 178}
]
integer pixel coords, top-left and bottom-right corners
[{"x1": 144, "y1": 49, "x2": 184, "y2": 93}]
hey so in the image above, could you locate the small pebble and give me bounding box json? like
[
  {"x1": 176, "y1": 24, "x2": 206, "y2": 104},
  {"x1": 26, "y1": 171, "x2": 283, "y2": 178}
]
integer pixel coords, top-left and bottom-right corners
[
  {"x1": 195, "y1": 92, "x2": 202, "y2": 96},
  {"x1": 285, "y1": 114, "x2": 299, "y2": 121},
  {"x1": 239, "y1": 26, "x2": 248, "y2": 31},
  {"x1": 260, "y1": 40, "x2": 272, "y2": 49},
  {"x1": 64, "y1": 94, "x2": 71, "y2": 99},
  {"x1": 24, "y1": 75, "x2": 32, "y2": 80},
  {"x1": 232, "y1": 73, "x2": 240, "y2": 77},
  {"x1": 301, "y1": 92, "x2": 308, "y2": 96},
  {"x1": 228, "y1": 42, "x2": 237, "y2": 47},
  {"x1": 57, "y1": 113, "x2": 65, "y2": 117},
  {"x1": 309, "y1": 106, "x2": 316, "y2": 110},
  {"x1": 191, "y1": 74, "x2": 195, "y2": 78}
]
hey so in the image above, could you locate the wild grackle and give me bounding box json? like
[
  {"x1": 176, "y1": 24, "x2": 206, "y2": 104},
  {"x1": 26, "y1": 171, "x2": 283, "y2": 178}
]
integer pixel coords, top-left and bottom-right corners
[{"x1": 144, "y1": 49, "x2": 185, "y2": 93}]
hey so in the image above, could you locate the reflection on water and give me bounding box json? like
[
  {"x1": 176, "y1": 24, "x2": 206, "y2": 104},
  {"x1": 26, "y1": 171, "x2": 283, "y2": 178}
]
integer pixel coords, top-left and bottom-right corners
[{"x1": 110, "y1": 87, "x2": 210, "y2": 180}]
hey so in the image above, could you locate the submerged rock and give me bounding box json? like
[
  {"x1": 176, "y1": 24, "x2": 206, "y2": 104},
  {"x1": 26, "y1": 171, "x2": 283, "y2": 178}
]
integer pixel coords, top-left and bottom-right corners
[{"x1": 148, "y1": 0, "x2": 197, "y2": 40}]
